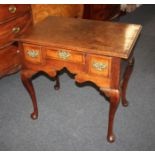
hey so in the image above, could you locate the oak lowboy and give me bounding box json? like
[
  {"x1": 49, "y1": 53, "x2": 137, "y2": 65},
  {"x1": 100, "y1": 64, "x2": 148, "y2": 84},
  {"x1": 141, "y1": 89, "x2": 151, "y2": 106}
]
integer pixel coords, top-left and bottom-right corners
[{"x1": 17, "y1": 16, "x2": 142, "y2": 143}]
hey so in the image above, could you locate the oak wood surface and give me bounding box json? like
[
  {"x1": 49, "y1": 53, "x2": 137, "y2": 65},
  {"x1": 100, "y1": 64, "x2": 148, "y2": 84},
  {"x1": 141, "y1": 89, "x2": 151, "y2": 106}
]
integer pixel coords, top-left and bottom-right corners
[{"x1": 18, "y1": 16, "x2": 142, "y2": 59}]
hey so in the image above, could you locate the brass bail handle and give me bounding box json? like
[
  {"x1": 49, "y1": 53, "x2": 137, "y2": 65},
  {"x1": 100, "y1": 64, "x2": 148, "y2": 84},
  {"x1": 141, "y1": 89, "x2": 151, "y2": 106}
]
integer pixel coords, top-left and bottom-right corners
[
  {"x1": 12, "y1": 27, "x2": 20, "y2": 34},
  {"x1": 92, "y1": 61, "x2": 107, "y2": 71},
  {"x1": 58, "y1": 50, "x2": 71, "y2": 60},
  {"x1": 8, "y1": 5, "x2": 17, "y2": 13},
  {"x1": 27, "y1": 50, "x2": 39, "y2": 58}
]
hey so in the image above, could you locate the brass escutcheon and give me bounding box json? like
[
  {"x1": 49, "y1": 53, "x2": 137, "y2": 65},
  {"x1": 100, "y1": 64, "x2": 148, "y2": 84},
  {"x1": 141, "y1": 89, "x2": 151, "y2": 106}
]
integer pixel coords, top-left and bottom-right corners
[
  {"x1": 27, "y1": 50, "x2": 39, "y2": 58},
  {"x1": 92, "y1": 61, "x2": 107, "y2": 71},
  {"x1": 58, "y1": 50, "x2": 71, "y2": 60}
]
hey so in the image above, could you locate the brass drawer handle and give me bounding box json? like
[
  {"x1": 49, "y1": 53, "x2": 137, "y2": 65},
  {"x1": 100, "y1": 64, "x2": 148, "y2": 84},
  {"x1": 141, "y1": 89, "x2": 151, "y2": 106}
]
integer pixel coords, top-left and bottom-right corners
[
  {"x1": 8, "y1": 6, "x2": 16, "y2": 13},
  {"x1": 58, "y1": 50, "x2": 71, "y2": 60},
  {"x1": 16, "y1": 50, "x2": 20, "y2": 54},
  {"x1": 27, "y1": 50, "x2": 39, "y2": 58},
  {"x1": 92, "y1": 61, "x2": 107, "y2": 71},
  {"x1": 12, "y1": 27, "x2": 20, "y2": 34}
]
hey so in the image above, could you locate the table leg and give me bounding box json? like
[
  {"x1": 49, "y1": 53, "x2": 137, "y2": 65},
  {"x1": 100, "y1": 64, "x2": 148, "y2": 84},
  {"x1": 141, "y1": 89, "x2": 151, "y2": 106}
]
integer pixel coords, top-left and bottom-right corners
[
  {"x1": 121, "y1": 57, "x2": 135, "y2": 107},
  {"x1": 21, "y1": 70, "x2": 38, "y2": 120},
  {"x1": 54, "y1": 74, "x2": 60, "y2": 90},
  {"x1": 107, "y1": 90, "x2": 120, "y2": 143}
]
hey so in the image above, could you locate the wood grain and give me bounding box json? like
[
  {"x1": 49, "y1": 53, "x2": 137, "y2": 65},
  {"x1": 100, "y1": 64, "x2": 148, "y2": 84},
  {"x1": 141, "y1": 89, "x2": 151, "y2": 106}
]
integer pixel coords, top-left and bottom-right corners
[
  {"x1": 0, "y1": 4, "x2": 31, "y2": 23},
  {"x1": 18, "y1": 16, "x2": 142, "y2": 59},
  {"x1": 0, "y1": 12, "x2": 32, "y2": 47},
  {"x1": 0, "y1": 45, "x2": 20, "y2": 77},
  {"x1": 0, "y1": 4, "x2": 32, "y2": 78}
]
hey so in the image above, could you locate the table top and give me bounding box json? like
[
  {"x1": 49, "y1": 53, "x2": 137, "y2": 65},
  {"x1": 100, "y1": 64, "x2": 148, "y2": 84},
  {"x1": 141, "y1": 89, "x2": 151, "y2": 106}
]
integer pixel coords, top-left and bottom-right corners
[{"x1": 18, "y1": 16, "x2": 142, "y2": 59}]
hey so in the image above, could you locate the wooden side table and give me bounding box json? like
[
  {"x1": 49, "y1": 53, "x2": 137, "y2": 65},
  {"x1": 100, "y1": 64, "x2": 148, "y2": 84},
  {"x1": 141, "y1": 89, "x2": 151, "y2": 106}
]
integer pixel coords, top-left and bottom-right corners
[{"x1": 17, "y1": 16, "x2": 142, "y2": 143}]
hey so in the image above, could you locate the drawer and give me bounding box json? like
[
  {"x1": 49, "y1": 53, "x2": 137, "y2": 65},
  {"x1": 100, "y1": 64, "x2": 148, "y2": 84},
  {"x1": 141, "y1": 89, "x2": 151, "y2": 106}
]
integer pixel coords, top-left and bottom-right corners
[
  {"x1": 23, "y1": 44, "x2": 43, "y2": 64},
  {"x1": 0, "y1": 4, "x2": 31, "y2": 22},
  {"x1": 0, "y1": 45, "x2": 20, "y2": 75},
  {"x1": 87, "y1": 54, "x2": 112, "y2": 77},
  {"x1": 46, "y1": 48, "x2": 85, "y2": 64},
  {"x1": 0, "y1": 12, "x2": 32, "y2": 46}
]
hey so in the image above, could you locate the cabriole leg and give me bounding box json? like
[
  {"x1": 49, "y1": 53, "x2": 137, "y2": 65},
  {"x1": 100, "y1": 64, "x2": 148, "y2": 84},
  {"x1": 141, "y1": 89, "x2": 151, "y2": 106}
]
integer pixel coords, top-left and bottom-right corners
[
  {"x1": 122, "y1": 57, "x2": 135, "y2": 107},
  {"x1": 54, "y1": 74, "x2": 60, "y2": 90},
  {"x1": 21, "y1": 70, "x2": 38, "y2": 120},
  {"x1": 107, "y1": 90, "x2": 120, "y2": 143}
]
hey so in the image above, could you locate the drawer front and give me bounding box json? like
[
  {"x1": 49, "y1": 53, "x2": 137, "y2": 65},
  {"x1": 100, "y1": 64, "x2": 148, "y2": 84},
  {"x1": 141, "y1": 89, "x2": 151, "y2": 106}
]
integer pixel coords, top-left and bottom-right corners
[
  {"x1": 87, "y1": 54, "x2": 112, "y2": 77},
  {"x1": 46, "y1": 48, "x2": 85, "y2": 64},
  {"x1": 0, "y1": 12, "x2": 32, "y2": 46},
  {"x1": 0, "y1": 4, "x2": 31, "y2": 22},
  {"x1": 0, "y1": 45, "x2": 20, "y2": 75},
  {"x1": 23, "y1": 44, "x2": 43, "y2": 64}
]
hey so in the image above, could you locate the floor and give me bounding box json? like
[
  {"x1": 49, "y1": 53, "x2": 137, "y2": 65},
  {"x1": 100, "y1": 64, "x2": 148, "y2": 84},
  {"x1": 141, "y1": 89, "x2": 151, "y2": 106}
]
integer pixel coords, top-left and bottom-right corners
[{"x1": 0, "y1": 5, "x2": 155, "y2": 151}]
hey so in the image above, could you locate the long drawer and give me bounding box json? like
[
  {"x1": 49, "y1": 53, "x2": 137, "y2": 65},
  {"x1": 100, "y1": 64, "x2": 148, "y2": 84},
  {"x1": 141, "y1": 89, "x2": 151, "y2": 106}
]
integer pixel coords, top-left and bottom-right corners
[
  {"x1": 0, "y1": 12, "x2": 32, "y2": 47},
  {"x1": 46, "y1": 48, "x2": 85, "y2": 64},
  {"x1": 0, "y1": 4, "x2": 31, "y2": 23}
]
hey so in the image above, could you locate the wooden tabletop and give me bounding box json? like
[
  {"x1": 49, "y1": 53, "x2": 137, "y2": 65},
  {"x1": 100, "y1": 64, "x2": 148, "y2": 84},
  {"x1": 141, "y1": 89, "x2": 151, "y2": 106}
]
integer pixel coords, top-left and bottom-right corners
[{"x1": 18, "y1": 16, "x2": 142, "y2": 59}]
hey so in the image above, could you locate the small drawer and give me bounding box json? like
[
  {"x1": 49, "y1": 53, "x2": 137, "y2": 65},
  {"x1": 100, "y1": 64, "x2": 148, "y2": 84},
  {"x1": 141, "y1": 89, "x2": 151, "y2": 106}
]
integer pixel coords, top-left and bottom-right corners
[
  {"x1": 23, "y1": 44, "x2": 43, "y2": 64},
  {"x1": 87, "y1": 54, "x2": 112, "y2": 77},
  {"x1": 0, "y1": 12, "x2": 32, "y2": 46},
  {"x1": 46, "y1": 48, "x2": 85, "y2": 64},
  {"x1": 0, "y1": 4, "x2": 31, "y2": 22},
  {"x1": 0, "y1": 45, "x2": 20, "y2": 73}
]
